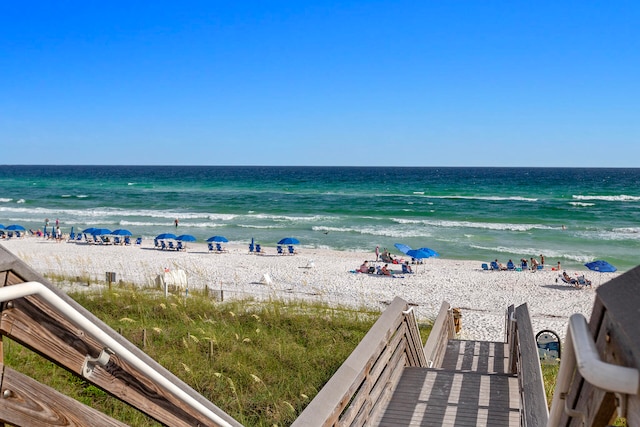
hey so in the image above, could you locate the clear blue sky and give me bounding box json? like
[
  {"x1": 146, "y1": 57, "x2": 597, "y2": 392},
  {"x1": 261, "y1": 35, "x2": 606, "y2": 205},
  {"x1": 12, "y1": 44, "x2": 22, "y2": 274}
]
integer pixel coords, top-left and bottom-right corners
[{"x1": 1, "y1": 1, "x2": 638, "y2": 167}]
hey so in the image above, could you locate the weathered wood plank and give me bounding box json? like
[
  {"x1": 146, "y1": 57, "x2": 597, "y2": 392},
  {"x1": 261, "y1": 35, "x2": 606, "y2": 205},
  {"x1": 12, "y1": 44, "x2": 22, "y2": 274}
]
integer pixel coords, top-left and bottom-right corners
[
  {"x1": 292, "y1": 297, "x2": 414, "y2": 426},
  {"x1": 558, "y1": 266, "x2": 640, "y2": 427},
  {"x1": 0, "y1": 365, "x2": 129, "y2": 427},
  {"x1": 376, "y1": 367, "x2": 519, "y2": 426},
  {"x1": 423, "y1": 301, "x2": 454, "y2": 368},
  {"x1": 338, "y1": 322, "x2": 406, "y2": 425},
  {"x1": 514, "y1": 303, "x2": 549, "y2": 427},
  {"x1": 0, "y1": 246, "x2": 242, "y2": 427}
]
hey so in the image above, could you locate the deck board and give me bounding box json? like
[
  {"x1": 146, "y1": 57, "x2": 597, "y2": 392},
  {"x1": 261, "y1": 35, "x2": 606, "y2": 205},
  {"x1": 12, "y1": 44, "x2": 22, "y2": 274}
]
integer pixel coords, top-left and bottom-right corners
[{"x1": 376, "y1": 340, "x2": 520, "y2": 426}]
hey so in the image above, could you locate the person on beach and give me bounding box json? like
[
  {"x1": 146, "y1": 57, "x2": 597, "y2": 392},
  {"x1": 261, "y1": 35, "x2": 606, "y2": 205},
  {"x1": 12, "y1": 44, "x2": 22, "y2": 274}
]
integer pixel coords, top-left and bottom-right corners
[
  {"x1": 530, "y1": 257, "x2": 539, "y2": 271},
  {"x1": 375, "y1": 245, "x2": 379, "y2": 262},
  {"x1": 562, "y1": 271, "x2": 578, "y2": 285},
  {"x1": 381, "y1": 264, "x2": 392, "y2": 276},
  {"x1": 359, "y1": 261, "x2": 369, "y2": 273},
  {"x1": 174, "y1": 218, "x2": 179, "y2": 228},
  {"x1": 402, "y1": 261, "x2": 413, "y2": 274},
  {"x1": 540, "y1": 254, "x2": 545, "y2": 266}
]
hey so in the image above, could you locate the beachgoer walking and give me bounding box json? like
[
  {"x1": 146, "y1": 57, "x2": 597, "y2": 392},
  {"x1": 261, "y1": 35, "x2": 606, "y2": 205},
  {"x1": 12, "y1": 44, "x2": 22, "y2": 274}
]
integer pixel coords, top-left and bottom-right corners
[{"x1": 540, "y1": 254, "x2": 545, "y2": 266}]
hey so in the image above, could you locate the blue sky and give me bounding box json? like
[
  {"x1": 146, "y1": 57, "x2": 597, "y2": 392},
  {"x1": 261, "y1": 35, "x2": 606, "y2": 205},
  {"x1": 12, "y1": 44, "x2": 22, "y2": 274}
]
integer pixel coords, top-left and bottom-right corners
[{"x1": 1, "y1": 1, "x2": 638, "y2": 167}]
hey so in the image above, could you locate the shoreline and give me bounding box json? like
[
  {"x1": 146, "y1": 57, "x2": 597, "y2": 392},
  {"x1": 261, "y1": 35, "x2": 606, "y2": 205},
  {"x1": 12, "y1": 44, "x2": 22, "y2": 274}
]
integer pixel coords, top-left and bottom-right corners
[{"x1": 1, "y1": 237, "x2": 620, "y2": 342}]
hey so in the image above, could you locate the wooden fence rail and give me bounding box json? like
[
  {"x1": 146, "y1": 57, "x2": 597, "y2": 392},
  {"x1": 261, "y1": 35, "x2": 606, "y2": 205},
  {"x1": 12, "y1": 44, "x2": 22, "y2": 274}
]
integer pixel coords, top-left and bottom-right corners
[{"x1": 291, "y1": 297, "x2": 427, "y2": 427}]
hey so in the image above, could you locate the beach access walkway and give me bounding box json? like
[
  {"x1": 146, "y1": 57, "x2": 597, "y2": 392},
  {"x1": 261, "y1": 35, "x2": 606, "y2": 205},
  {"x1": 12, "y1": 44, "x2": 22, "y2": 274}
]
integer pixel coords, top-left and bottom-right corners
[
  {"x1": 376, "y1": 338, "x2": 519, "y2": 426},
  {"x1": 294, "y1": 266, "x2": 640, "y2": 426}
]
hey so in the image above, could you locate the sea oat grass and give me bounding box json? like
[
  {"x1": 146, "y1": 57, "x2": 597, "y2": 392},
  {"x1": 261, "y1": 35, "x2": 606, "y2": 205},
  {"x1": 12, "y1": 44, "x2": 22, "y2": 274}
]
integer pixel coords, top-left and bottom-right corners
[{"x1": 4, "y1": 286, "x2": 380, "y2": 426}]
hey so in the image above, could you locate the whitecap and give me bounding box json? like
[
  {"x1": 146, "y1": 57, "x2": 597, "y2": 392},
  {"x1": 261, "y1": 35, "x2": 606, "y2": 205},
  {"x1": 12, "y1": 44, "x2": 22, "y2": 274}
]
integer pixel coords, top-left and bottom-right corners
[
  {"x1": 569, "y1": 202, "x2": 595, "y2": 207},
  {"x1": 0, "y1": 198, "x2": 12, "y2": 203},
  {"x1": 573, "y1": 194, "x2": 640, "y2": 202}
]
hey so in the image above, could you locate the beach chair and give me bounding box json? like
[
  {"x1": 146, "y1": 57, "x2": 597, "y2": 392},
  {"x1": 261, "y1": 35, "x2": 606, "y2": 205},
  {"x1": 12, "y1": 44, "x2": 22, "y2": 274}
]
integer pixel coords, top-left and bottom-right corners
[
  {"x1": 176, "y1": 241, "x2": 186, "y2": 251},
  {"x1": 490, "y1": 261, "x2": 500, "y2": 271},
  {"x1": 507, "y1": 260, "x2": 515, "y2": 270},
  {"x1": 160, "y1": 241, "x2": 167, "y2": 250},
  {"x1": 255, "y1": 244, "x2": 263, "y2": 254},
  {"x1": 124, "y1": 236, "x2": 131, "y2": 245},
  {"x1": 216, "y1": 243, "x2": 226, "y2": 253},
  {"x1": 577, "y1": 275, "x2": 592, "y2": 287},
  {"x1": 277, "y1": 245, "x2": 284, "y2": 255},
  {"x1": 208, "y1": 243, "x2": 215, "y2": 252},
  {"x1": 288, "y1": 245, "x2": 297, "y2": 255},
  {"x1": 481, "y1": 263, "x2": 489, "y2": 271},
  {"x1": 168, "y1": 241, "x2": 176, "y2": 250},
  {"x1": 135, "y1": 237, "x2": 142, "y2": 245},
  {"x1": 76, "y1": 233, "x2": 83, "y2": 242},
  {"x1": 114, "y1": 237, "x2": 121, "y2": 245},
  {"x1": 249, "y1": 243, "x2": 254, "y2": 254}
]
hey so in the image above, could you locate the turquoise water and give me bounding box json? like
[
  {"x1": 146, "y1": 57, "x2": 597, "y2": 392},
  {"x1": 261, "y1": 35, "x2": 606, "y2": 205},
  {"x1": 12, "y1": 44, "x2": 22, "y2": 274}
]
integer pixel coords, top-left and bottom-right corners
[{"x1": 1, "y1": 166, "x2": 639, "y2": 271}]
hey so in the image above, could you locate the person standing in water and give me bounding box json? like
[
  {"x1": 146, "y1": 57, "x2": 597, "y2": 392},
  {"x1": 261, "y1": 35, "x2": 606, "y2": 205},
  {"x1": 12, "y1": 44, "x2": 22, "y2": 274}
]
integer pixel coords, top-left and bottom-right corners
[{"x1": 174, "y1": 218, "x2": 179, "y2": 228}]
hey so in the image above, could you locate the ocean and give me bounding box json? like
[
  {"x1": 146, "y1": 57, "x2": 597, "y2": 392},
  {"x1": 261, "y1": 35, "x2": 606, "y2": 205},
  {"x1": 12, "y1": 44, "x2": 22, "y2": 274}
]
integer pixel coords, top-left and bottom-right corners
[{"x1": 1, "y1": 166, "x2": 639, "y2": 271}]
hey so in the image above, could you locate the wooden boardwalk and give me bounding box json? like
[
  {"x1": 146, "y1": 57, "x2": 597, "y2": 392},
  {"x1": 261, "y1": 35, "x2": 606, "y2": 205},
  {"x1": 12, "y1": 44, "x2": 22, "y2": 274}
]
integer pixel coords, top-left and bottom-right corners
[{"x1": 376, "y1": 340, "x2": 520, "y2": 426}]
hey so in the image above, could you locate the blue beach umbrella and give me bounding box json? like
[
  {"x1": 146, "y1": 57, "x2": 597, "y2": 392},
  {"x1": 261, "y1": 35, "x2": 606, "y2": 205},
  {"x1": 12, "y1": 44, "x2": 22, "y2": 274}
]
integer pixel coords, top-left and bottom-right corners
[
  {"x1": 156, "y1": 233, "x2": 177, "y2": 240},
  {"x1": 585, "y1": 260, "x2": 617, "y2": 273},
  {"x1": 417, "y1": 247, "x2": 439, "y2": 257},
  {"x1": 91, "y1": 228, "x2": 112, "y2": 236},
  {"x1": 406, "y1": 249, "x2": 433, "y2": 260},
  {"x1": 176, "y1": 234, "x2": 197, "y2": 242},
  {"x1": 111, "y1": 229, "x2": 133, "y2": 236},
  {"x1": 278, "y1": 237, "x2": 300, "y2": 245},
  {"x1": 5, "y1": 224, "x2": 26, "y2": 231},
  {"x1": 207, "y1": 235, "x2": 229, "y2": 243},
  {"x1": 82, "y1": 227, "x2": 97, "y2": 234},
  {"x1": 0, "y1": 224, "x2": 5, "y2": 230},
  {"x1": 394, "y1": 243, "x2": 412, "y2": 255}
]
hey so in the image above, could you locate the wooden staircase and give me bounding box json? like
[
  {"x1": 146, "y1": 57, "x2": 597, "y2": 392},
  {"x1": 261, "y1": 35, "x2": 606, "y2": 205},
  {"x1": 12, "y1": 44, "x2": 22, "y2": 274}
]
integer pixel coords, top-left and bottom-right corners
[{"x1": 377, "y1": 340, "x2": 519, "y2": 426}]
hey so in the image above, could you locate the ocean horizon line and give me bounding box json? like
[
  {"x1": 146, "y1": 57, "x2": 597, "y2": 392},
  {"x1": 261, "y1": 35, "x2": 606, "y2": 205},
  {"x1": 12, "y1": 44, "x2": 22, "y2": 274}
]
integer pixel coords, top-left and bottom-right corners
[{"x1": 2, "y1": 164, "x2": 640, "y2": 170}]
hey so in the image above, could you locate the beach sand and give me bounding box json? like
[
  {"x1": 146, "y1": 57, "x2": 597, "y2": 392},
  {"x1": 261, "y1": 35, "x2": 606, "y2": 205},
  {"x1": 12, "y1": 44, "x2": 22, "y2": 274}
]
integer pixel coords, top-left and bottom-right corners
[{"x1": 1, "y1": 237, "x2": 616, "y2": 342}]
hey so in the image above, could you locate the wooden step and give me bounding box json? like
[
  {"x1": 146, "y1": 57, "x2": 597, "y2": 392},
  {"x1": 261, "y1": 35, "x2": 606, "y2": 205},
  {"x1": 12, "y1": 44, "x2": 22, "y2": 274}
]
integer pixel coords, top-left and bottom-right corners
[{"x1": 376, "y1": 366, "x2": 520, "y2": 426}]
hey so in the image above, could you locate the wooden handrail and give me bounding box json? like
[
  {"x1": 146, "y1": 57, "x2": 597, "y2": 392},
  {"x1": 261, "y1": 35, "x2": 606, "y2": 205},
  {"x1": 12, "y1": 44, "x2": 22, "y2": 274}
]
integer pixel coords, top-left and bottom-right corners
[
  {"x1": 292, "y1": 296, "x2": 426, "y2": 427},
  {"x1": 423, "y1": 300, "x2": 454, "y2": 368},
  {"x1": 509, "y1": 303, "x2": 549, "y2": 427}
]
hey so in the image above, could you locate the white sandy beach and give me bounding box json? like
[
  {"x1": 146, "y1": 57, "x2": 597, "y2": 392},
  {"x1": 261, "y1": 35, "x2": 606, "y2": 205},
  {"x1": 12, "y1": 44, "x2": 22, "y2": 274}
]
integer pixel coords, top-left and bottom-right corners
[{"x1": 1, "y1": 237, "x2": 617, "y2": 342}]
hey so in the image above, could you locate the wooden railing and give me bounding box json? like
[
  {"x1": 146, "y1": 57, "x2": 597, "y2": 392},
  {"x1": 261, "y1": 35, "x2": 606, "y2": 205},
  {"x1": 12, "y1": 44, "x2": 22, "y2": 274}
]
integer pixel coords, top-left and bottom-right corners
[
  {"x1": 423, "y1": 300, "x2": 455, "y2": 368},
  {"x1": 506, "y1": 303, "x2": 549, "y2": 427},
  {"x1": 0, "y1": 245, "x2": 241, "y2": 427},
  {"x1": 548, "y1": 265, "x2": 640, "y2": 427},
  {"x1": 291, "y1": 297, "x2": 427, "y2": 427}
]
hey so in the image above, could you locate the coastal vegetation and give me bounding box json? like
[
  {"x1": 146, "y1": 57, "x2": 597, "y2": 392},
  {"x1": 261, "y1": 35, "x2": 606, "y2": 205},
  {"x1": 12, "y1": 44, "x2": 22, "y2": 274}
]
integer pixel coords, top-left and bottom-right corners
[
  {"x1": 6, "y1": 281, "x2": 616, "y2": 426},
  {"x1": 4, "y1": 284, "x2": 428, "y2": 426}
]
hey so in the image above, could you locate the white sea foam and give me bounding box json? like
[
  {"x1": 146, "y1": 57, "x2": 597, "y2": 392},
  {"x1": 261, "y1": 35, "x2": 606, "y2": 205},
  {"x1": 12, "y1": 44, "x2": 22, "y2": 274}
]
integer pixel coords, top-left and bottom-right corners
[
  {"x1": 569, "y1": 202, "x2": 595, "y2": 207},
  {"x1": 427, "y1": 195, "x2": 539, "y2": 202},
  {"x1": 391, "y1": 218, "x2": 554, "y2": 232},
  {"x1": 573, "y1": 194, "x2": 640, "y2": 202},
  {"x1": 17, "y1": 199, "x2": 25, "y2": 204},
  {"x1": 0, "y1": 198, "x2": 12, "y2": 203}
]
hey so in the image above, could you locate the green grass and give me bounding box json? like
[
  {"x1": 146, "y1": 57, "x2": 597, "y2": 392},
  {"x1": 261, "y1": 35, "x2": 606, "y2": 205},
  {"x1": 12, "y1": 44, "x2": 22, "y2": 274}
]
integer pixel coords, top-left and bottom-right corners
[
  {"x1": 7, "y1": 282, "x2": 622, "y2": 426},
  {"x1": 4, "y1": 286, "x2": 387, "y2": 426}
]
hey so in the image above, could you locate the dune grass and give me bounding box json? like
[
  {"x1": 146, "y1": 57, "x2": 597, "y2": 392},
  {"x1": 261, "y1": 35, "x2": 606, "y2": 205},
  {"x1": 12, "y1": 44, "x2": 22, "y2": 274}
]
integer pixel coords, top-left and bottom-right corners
[
  {"x1": 5, "y1": 281, "x2": 606, "y2": 426},
  {"x1": 4, "y1": 286, "x2": 407, "y2": 426}
]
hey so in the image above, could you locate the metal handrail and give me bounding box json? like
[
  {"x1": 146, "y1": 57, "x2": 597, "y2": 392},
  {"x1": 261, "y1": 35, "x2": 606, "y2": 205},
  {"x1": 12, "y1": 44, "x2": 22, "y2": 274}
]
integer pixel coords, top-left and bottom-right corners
[
  {"x1": 547, "y1": 313, "x2": 640, "y2": 426},
  {"x1": 0, "y1": 281, "x2": 235, "y2": 427}
]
